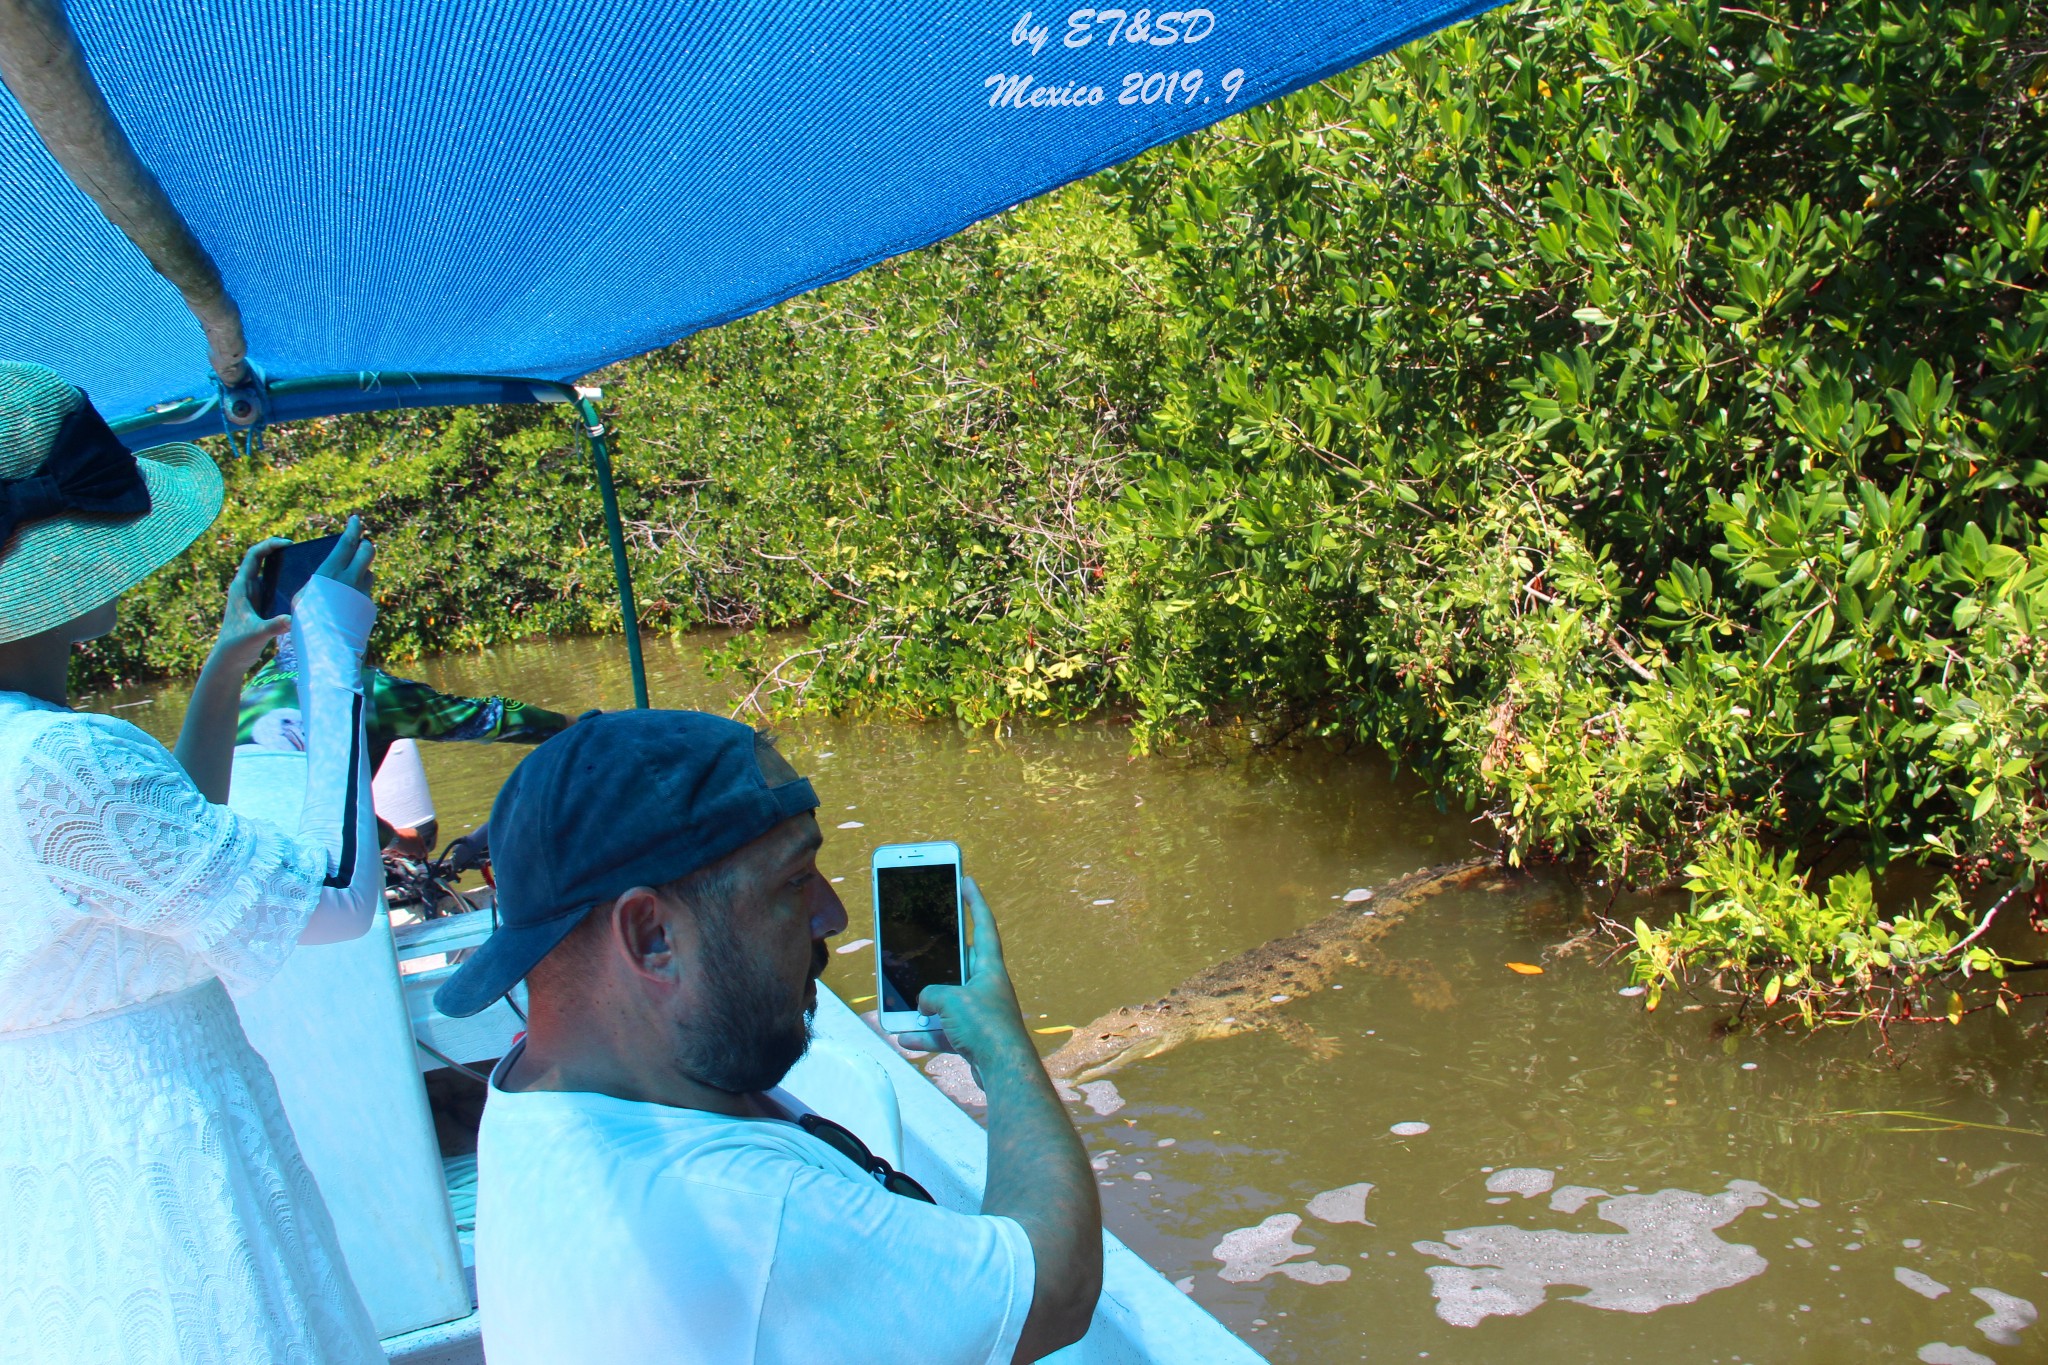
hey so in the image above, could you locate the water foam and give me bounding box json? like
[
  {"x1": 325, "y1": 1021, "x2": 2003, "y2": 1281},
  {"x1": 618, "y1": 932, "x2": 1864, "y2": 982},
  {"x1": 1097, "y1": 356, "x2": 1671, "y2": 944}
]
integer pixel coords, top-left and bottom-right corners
[
  {"x1": 1213, "y1": 1214, "x2": 1352, "y2": 1285},
  {"x1": 1895, "y1": 1267, "x2": 1949, "y2": 1300},
  {"x1": 1076, "y1": 1079, "x2": 1126, "y2": 1115},
  {"x1": 1485, "y1": 1168, "x2": 1556, "y2": 1199},
  {"x1": 1549, "y1": 1185, "x2": 1610, "y2": 1214},
  {"x1": 1415, "y1": 1181, "x2": 1774, "y2": 1326},
  {"x1": 1306, "y1": 1182, "x2": 1375, "y2": 1225},
  {"x1": 923, "y1": 1053, "x2": 987, "y2": 1107},
  {"x1": 1970, "y1": 1287, "x2": 2037, "y2": 1346}
]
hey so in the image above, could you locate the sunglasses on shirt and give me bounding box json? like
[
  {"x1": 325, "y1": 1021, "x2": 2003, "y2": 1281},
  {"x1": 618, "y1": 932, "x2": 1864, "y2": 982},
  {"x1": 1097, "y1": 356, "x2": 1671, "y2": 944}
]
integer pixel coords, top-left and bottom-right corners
[{"x1": 797, "y1": 1113, "x2": 936, "y2": 1204}]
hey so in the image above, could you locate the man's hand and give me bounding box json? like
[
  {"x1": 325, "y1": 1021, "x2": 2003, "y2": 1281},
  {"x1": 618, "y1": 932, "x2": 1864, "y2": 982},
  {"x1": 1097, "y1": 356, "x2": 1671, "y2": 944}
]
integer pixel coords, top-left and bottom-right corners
[
  {"x1": 913, "y1": 876, "x2": 1101, "y2": 1362},
  {"x1": 444, "y1": 824, "x2": 491, "y2": 874},
  {"x1": 905, "y1": 877, "x2": 1032, "y2": 1069}
]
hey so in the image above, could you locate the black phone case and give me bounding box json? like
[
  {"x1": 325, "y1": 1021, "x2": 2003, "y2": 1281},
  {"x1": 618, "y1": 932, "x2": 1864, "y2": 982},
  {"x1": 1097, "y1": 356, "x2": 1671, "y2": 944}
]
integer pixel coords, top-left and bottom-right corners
[{"x1": 254, "y1": 534, "x2": 342, "y2": 618}]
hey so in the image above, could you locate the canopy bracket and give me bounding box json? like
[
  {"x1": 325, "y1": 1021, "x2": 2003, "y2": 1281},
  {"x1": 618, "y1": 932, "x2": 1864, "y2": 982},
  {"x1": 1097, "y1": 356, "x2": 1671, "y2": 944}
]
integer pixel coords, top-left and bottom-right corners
[{"x1": 219, "y1": 364, "x2": 270, "y2": 456}]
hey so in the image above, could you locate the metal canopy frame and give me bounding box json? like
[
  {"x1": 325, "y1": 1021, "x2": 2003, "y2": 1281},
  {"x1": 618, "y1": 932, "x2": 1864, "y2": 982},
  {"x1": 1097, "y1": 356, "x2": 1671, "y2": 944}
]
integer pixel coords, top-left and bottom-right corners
[
  {"x1": 2, "y1": 0, "x2": 653, "y2": 709},
  {"x1": 113, "y1": 372, "x2": 652, "y2": 711}
]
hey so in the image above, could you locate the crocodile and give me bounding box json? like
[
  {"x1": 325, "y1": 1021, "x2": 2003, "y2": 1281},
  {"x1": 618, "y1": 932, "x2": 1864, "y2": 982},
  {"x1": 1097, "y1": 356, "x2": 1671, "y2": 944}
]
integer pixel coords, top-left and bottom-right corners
[{"x1": 1044, "y1": 858, "x2": 1505, "y2": 1082}]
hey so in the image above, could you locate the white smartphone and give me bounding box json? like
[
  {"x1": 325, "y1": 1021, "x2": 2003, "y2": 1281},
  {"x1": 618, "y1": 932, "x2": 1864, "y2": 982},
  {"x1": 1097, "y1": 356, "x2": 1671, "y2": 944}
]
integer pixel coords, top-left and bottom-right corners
[{"x1": 871, "y1": 841, "x2": 966, "y2": 1035}]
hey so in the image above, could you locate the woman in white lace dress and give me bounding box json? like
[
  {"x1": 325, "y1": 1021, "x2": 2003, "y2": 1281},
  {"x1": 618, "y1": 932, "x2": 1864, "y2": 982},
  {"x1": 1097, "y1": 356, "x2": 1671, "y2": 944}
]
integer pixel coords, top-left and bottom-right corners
[{"x1": 0, "y1": 363, "x2": 386, "y2": 1363}]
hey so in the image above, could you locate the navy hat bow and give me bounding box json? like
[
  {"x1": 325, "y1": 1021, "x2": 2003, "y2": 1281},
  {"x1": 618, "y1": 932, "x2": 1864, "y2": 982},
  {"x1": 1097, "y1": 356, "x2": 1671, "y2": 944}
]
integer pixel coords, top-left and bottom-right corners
[{"x1": 0, "y1": 396, "x2": 151, "y2": 549}]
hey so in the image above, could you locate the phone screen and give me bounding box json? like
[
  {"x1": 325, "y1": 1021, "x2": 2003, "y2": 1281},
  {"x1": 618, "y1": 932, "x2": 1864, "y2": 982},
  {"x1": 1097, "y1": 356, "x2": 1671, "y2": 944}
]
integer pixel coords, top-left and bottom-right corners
[
  {"x1": 875, "y1": 862, "x2": 963, "y2": 1014},
  {"x1": 254, "y1": 533, "x2": 343, "y2": 619}
]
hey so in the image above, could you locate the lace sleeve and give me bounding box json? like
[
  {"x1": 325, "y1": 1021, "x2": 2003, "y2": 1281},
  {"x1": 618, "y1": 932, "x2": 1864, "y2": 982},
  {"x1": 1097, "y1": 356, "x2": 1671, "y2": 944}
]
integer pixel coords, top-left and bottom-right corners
[{"x1": 16, "y1": 712, "x2": 330, "y2": 993}]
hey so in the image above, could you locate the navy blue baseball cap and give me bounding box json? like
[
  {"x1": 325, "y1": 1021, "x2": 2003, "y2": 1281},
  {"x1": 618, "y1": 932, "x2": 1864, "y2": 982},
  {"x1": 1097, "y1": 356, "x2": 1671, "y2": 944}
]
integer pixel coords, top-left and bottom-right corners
[{"x1": 433, "y1": 709, "x2": 820, "y2": 1018}]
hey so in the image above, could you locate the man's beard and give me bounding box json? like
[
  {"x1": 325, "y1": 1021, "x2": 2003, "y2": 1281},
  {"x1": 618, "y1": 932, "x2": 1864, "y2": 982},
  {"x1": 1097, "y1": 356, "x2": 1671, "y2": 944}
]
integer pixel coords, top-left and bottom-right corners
[{"x1": 674, "y1": 911, "x2": 829, "y2": 1094}]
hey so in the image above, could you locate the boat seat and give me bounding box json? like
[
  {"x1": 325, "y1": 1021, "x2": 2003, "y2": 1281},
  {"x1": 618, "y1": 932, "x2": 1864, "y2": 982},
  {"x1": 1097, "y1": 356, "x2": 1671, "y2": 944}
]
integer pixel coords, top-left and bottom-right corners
[{"x1": 394, "y1": 912, "x2": 527, "y2": 1073}]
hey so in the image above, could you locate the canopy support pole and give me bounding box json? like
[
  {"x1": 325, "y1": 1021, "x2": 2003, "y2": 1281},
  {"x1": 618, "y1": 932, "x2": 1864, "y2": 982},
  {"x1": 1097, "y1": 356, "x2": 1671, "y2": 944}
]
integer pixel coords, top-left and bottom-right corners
[
  {"x1": 0, "y1": 0, "x2": 253, "y2": 392},
  {"x1": 574, "y1": 395, "x2": 649, "y2": 709}
]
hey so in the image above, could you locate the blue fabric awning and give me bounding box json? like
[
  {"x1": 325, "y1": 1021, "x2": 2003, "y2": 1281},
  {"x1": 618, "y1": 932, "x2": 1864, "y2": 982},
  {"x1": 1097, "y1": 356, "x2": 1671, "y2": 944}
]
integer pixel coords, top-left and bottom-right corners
[{"x1": 1, "y1": 0, "x2": 1495, "y2": 429}]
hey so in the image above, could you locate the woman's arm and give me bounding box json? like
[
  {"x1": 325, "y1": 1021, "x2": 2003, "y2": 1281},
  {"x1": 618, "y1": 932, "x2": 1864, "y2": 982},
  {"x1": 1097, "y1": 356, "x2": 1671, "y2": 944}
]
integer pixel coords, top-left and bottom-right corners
[
  {"x1": 288, "y1": 521, "x2": 384, "y2": 944},
  {"x1": 368, "y1": 671, "x2": 571, "y2": 745},
  {"x1": 173, "y1": 537, "x2": 290, "y2": 803},
  {"x1": 16, "y1": 521, "x2": 384, "y2": 984}
]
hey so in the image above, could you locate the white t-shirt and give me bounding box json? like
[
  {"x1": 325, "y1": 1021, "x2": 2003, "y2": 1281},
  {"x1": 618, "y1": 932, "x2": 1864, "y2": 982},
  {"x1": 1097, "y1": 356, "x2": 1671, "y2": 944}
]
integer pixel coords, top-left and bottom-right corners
[{"x1": 475, "y1": 1046, "x2": 1036, "y2": 1364}]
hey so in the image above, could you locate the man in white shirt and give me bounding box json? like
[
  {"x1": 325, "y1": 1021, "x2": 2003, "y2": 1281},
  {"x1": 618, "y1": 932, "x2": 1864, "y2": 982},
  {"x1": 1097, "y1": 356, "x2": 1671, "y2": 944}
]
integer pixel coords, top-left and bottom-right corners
[{"x1": 435, "y1": 710, "x2": 1101, "y2": 1363}]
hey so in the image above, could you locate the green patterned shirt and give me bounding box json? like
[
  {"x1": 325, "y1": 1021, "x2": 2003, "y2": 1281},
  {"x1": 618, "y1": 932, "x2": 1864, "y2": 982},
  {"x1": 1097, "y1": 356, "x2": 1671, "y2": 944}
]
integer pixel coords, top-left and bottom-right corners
[{"x1": 238, "y1": 656, "x2": 570, "y2": 772}]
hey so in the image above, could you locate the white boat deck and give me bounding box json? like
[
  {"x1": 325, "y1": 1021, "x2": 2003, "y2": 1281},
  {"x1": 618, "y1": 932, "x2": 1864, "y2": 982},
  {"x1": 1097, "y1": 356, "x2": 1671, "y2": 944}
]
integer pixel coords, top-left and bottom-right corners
[{"x1": 373, "y1": 1155, "x2": 482, "y2": 1365}]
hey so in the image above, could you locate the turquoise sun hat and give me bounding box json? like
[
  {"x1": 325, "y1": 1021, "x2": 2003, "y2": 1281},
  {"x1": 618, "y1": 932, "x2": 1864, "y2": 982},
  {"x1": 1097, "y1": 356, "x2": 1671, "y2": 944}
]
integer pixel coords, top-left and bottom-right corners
[{"x1": 0, "y1": 362, "x2": 223, "y2": 643}]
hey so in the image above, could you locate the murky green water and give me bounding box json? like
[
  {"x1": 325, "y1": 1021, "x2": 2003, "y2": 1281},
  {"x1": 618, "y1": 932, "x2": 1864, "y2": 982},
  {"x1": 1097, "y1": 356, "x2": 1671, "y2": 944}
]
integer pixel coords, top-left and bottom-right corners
[{"x1": 93, "y1": 633, "x2": 2047, "y2": 1363}]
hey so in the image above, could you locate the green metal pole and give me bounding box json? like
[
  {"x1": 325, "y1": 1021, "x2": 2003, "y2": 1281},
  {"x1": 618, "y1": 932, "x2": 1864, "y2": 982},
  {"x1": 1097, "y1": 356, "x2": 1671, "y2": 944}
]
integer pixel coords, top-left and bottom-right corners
[{"x1": 575, "y1": 395, "x2": 649, "y2": 709}]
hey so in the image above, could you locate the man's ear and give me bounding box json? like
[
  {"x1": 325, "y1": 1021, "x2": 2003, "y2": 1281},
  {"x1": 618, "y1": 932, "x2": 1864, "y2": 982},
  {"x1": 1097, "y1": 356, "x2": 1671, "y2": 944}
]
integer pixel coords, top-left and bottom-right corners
[{"x1": 612, "y1": 886, "x2": 679, "y2": 982}]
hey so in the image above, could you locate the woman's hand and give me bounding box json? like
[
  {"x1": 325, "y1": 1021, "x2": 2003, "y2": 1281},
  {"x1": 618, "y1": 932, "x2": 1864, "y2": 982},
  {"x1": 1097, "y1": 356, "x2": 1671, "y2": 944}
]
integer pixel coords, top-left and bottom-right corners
[
  {"x1": 313, "y1": 514, "x2": 375, "y2": 597},
  {"x1": 177, "y1": 518, "x2": 375, "y2": 806},
  {"x1": 211, "y1": 537, "x2": 291, "y2": 673}
]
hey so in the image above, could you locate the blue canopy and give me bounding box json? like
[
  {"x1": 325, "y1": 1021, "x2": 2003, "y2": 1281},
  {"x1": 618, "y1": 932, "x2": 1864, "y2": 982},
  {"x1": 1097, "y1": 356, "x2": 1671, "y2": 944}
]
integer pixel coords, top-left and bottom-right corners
[{"x1": 1, "y1": 0, "x2": 1493, "y2": 432}]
